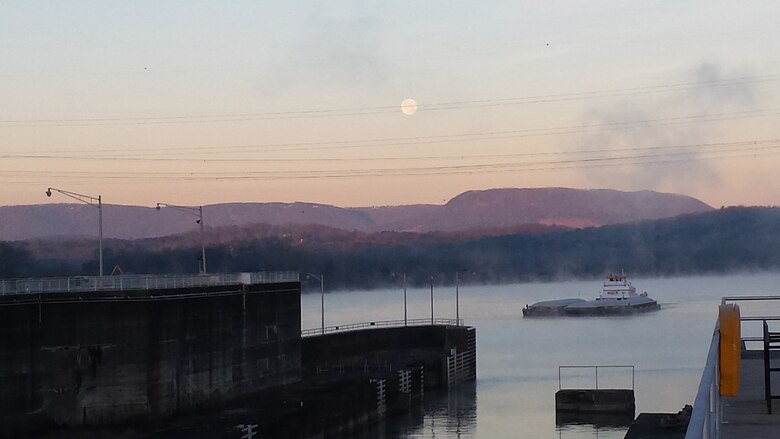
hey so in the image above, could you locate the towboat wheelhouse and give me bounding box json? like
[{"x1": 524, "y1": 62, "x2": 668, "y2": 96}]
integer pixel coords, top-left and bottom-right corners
[{"x1": 599, "y1": 274, "x2": 642, "y2": 300}]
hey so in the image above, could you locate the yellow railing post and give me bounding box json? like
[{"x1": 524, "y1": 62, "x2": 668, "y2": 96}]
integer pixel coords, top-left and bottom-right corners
[{"x1": 719, "y1": 303, "x2": 741, "y2": 396}]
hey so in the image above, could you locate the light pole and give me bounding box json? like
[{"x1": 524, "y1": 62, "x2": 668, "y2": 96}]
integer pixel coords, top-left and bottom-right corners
[
  {"x1": 307, "y1": 273, "x2": 325, "y2": 335},
  {"x1": 456, "y1": 271, "x2": 460, "y2": 326},
  {"x1": 454, "y1": 270, "x2": 474, "y2": 326},
  {"x1": 156, "y1": 203, "x2": 207, "y2": 274},
  {"x1": 46, "y1": 187, "x2": 103, "y2": 277},
  {"x1": 403, "y1": 273, "x2": 407, "y2": 327},
  {"x1": 430, "y1": 276, "x2": 435, "y2": 325}
]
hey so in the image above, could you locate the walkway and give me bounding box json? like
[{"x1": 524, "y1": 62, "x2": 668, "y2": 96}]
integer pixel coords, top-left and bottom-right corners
[{"x1": 721, "y1": 355, "x2": 780, "y2": 438}]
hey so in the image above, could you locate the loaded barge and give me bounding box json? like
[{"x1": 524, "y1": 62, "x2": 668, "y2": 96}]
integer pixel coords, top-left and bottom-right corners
[{"x1": 523, "y1": 274, "x2": 659, "y2": 317}]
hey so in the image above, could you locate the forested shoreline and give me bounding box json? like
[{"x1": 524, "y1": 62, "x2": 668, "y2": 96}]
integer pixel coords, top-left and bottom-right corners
[{"x1": 2, "y1": 207, "x2": 778, "y2": 290}]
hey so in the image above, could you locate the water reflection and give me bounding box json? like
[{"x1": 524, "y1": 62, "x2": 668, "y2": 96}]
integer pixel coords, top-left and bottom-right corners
[
  {"x1": 146, "y1": 273, "x2": 780, "y2": 438},
  {"x1": 555, "y1": 411, "x2": 634, "y2": 428},
  {"x1": 351, "y1": 382, "x2": 477, "y2": 439},
  {"x1": 555, "y1": 411, "x2": 631, "y2": 439}
]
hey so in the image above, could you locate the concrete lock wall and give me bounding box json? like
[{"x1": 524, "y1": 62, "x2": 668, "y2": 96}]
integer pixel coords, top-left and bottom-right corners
[
  {"x1": 0, "y1": 281, "x2": 301, "y2": 429},
  {"x1": 301, "y1": 325, "x2": 476, "y2": 388}
]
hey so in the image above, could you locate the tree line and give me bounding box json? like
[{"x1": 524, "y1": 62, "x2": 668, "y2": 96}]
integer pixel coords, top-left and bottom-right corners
[{"x1": 2, "y1": 207, "x2": 779, "y2": 290}]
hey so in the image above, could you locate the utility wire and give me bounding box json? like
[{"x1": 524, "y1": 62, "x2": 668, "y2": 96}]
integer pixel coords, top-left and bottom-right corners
[
  {"x1": 6, "y1": 107, "x2": 780, "y2": 159},
  {"x1": 2, "y1": 139, "x2": 778, "y2": 182},
  {"x1": 1, "y1": 139, "x2": 776, "y2": 164},
  {"x1": 1, "y1": 73, "x2": 778, "y2": 127}
]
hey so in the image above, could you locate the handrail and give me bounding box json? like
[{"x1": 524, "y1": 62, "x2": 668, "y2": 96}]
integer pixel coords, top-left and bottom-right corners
[
  {"x1": 686, "y1": 295, "x2": 780, "y2": 439},
  {"x1": 722, "y1": 295, "x2": 780, "y2": 303},
  {"x1": 0, "y1": 271, "x2": 299, "y2": 295},
  {"x1": 558, "y1": 365, "x2": 635, "y2": 390},
  {"x1": 684, "y1": 327, "x2": 720, "y2": 439},
  {"x1": 301, "y1": 318, "x2": 462, "y2": 337}
]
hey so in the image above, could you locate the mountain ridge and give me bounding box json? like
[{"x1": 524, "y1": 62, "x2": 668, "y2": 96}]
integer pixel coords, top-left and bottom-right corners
[{"x1": 0, "y1": 187, "x2": 712, "y2": 241}]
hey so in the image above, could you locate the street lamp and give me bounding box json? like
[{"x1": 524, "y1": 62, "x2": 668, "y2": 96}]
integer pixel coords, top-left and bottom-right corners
[
  {"x1": 454, "y1": 270, "x2": 475, "y2": 326},
  {"x1": 156, "y1": 203, "x2": 207, "y2": 274},
  {"x1": 307, "y1": 273, "x2": 325, "y2": 335},
  {"x1": 403, "y1": 273, "x2": 407, "y2": 326},
  {"x1": 456, "y1": 271, "x2": 460, "y2": 326},
  {"x1": 430, "y1": 275, "x2": 435, "y2": 325},
  {"x1": 46, "y1": 187, "x2": 103, "y2": 277},
  {"x1": 391, "y1": 272, "x2": 407, "y2": 326}
]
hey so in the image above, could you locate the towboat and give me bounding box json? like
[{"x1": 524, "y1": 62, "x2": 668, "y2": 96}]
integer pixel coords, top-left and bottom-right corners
[{"x1": 522, "y1": 274, "x2": 659, "y2": 317}]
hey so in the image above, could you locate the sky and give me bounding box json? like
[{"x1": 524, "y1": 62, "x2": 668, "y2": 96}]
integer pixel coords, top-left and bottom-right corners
[{"x1": 2, "y1": 1, "x2": 780, "y2": 208}]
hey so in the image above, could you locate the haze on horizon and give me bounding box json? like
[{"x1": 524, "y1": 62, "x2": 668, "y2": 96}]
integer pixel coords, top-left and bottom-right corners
[{"x1": 2, "y1": 1, "x2": 780, "y2": 210}]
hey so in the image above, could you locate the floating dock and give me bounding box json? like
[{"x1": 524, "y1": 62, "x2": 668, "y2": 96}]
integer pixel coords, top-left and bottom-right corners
[{"x1": 554, "y1": 365, "x2": 635, "y2": 421}]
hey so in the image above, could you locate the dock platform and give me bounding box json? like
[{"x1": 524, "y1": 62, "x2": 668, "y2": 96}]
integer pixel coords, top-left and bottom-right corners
[
  {"x1": 685, "y1": 296, "x2": 780, "y2": 439},
  {"x1": 720, "y1": 354, "x2": 780, "y2": 438}
]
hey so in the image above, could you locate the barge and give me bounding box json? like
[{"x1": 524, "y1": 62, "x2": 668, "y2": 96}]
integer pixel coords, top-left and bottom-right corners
[{"x1": 523, "y1": 274, "x2": 659, "y2": 317}]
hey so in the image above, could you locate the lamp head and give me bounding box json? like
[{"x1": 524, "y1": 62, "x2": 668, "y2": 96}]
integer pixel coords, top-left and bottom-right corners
[{"x1": 45, "y1": 188, "x2": 52, "y2": 197}]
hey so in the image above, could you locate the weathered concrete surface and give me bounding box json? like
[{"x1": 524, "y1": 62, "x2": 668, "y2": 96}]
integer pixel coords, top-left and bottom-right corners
[
  {"x1": 150, "y1": 325, "x2": 477, "y2": 438},
  {"x1": 721, "y1": 354, "x2": 780, "y2": 439},
  {"x1": 302, "y1": 325, "x2": 476, "y2": 388},
  {"x1": 0, "y1": 281, "x2": 301, "y2": 434}
]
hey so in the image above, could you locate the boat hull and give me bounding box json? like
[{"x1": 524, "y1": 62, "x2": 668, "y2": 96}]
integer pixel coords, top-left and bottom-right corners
[{"x1": 523, "y1": 298, "x2": 660, "y2": 317}]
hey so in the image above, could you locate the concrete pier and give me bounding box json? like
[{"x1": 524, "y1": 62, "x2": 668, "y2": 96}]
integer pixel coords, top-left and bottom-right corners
[
  {"x1": 0, "y1": 272, "x2": 476, "y2": 437},
  {"x1": 157, "y1": 324, "x2": 478, "y2": 438},
  {"x1": 0, "y1": 276, "x2": 301, "y2": 434}
]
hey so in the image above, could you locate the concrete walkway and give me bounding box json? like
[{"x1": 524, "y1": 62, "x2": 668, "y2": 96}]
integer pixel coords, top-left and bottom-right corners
[{"x1": 721, "y1": 357, "x2": 780, "y2": 438}]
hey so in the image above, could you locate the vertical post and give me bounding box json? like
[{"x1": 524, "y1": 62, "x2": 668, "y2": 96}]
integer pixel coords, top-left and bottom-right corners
[
  {"x1": 430, "y1": 276, "x2": 434, "y2": 325},
  {"x1": 198, "y1": 206, "x2": 207, "y2": 274},
  {"x1": 98, "y1": 195, "x2": 103, "y2": 277},
  {"x1": 320, "y1": 275, "x2": 325, "y2": 335},
  {"x1": 403, "y1": 273, "x2": 407, "y2": 327},
  {"x1": 456, "y1": 272, "x2": 459, "y2": 326},
  {"x1": 764, "y1": 320, "x2": 772, "y2": 413},
  {"x1": 595, "y1": 366, "x2": 599, "y2": 390},
  {"x1": 558, "y1": 367, "x2": 562, "y2": 390}
]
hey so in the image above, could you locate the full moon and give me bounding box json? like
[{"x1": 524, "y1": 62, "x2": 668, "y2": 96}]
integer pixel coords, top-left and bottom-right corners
[{"x1": 400, "y1": 98, "x2": 417, "y2": 116}]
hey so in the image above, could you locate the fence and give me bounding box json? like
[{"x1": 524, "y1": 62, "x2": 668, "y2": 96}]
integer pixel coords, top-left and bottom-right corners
[
  {"x1": 446, "y1": 327, "x2": 477, "y2": 386},
  {"x1": 301, "y1": 318, "x2": 462, "y2": 337},
  {"x1": 0, "y1": 271, "x2": 299, "y2": 295}
]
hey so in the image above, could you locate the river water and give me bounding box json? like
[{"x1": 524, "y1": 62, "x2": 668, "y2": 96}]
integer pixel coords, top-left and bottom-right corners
[{"x1": 301, "y1": 272, "x2": 780, "y2": 439}]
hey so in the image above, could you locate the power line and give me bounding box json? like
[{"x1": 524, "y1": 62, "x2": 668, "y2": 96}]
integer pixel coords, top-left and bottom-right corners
[
  {"x1": 1, "y1": 139, "x2": 776, "y2": 164},
  {"x1": 2, "y1": 139, "x2": 778, "y2": 182},
  {"x1": 6, "y1": 107, "x2": 780, "y2": 159},
  {"x1": 1, "y1": 73, "x2": 778, "y2": 127}
]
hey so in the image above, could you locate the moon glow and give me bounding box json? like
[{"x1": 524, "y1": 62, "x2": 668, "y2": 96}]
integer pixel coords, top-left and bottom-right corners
[{"x1": 401, "y1": 98, "x2": 418, "y2": 116}]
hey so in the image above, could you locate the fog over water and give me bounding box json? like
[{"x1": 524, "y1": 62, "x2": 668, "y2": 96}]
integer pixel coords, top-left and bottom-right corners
[{"x1": 302, "y1": 271, "x2": 780, "y2": 438}]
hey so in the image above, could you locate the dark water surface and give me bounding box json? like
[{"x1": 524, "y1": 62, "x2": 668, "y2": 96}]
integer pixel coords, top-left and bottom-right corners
[{"x1": 302, "y1": 272, "x2": 780, "y2": 438}]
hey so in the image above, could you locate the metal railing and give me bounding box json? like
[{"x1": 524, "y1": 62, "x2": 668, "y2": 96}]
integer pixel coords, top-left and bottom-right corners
[
  {"x1": 0, "y1": 271, "x2": 299, "y2": 295},
  {"x1": 684, "y1": 327, "x2": 720, "y2": 439},
  {"x1": 685, "y1": 295, "x2": 780, "y2": 439},
  {"x1": 558, "y1": 365, "x2": 635, "y2": 390},
  {"x1": 301, "y1": 318, "x2": 462, "y2": 337}
]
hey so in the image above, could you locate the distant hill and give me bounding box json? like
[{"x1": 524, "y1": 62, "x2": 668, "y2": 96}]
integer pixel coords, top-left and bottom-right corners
[
  {"x1": 361, "y1": 188, "x2": 713, "y2": 231},
  {"x1": 0, "y1": 188, "x2": 712, "y2": 241},
  {"x1": 2, "y1": 206, "x2": 777, "y2": 288}
]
